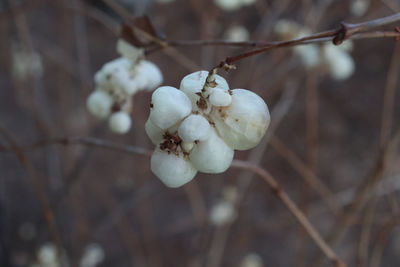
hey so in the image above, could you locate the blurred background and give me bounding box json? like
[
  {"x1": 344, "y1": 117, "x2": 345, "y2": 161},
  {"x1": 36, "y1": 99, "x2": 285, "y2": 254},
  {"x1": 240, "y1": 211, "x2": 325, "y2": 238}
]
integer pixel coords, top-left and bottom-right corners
[{"x1": 1, "y1": 0, "x2": 400, "y2": 266}]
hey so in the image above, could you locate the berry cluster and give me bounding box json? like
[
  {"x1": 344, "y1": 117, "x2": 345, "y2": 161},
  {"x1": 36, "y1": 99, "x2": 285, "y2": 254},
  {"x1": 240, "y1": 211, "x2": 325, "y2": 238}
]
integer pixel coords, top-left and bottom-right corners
[
  {"x1": 87, "y1": 39, "x2": 163, "y2": 134},
  {"x1": 146, "y1": 70, "x2": 270, "y2": 187}
]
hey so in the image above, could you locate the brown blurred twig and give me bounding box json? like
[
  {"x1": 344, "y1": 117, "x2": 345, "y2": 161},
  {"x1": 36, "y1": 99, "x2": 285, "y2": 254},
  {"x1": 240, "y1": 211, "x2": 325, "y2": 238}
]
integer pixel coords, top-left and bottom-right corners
[
  {"x1": 0, "y1": 125, "x2": 65, "y2": 266},
  {"x1": 270, "y1": 136, "x2": 340, "y2": 213},
  {"x1": 231, "y1": 160, "x2": 346, "y2": 267},
  {"x1": 211, "y1": 12, "x2": 400, "y2": 69}
]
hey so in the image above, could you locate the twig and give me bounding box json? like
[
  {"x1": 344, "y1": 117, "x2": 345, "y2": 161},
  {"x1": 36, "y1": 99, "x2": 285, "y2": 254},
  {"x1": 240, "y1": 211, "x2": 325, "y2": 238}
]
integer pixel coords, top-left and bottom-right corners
[
  {"x1": 101, "y1": 0, "x2": 200, "y2": 71},
  {"x1": 230, "y1": 160, "x2": 346, "y2": 267},
  {"x1": 212, "y1": 13, "x2": 400, "y2": 69},
  {"x1": 0, "y1": 125, "x2": 65, "y2": 265},
  {"x1": 369, "y1": 214, "x2": 400, "y2": 267},
  {"x1": 0, "y1": 136, "x2": 152, "y2": 156},
  {"x1": 270, "y1": 136, "x2": 340, "y2": 213}
]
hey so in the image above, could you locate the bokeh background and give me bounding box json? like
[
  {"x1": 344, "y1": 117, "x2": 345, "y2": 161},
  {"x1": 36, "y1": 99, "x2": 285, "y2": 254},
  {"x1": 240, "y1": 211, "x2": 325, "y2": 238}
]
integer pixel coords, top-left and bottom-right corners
[{"x1": 1, "y1": 0, "x2": 400, "y2": 266}]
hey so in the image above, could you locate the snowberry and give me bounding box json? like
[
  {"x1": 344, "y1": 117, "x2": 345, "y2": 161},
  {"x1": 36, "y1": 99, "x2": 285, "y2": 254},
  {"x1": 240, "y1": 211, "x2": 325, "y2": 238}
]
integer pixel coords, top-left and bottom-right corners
[
  {"x1": 88, "y1": 38, "x2": 163, "y2": 134},
  {"x1": 214, "y1": 0, "x2": 256, "y2": 11},
  {"x1": 136, "y1": 60, "x2": 164, "y2": 92},
  {"x1": 209, "y1": 199, "x2": 237, "y2": 226},
  {"x1": 80, "y1": 243, "x2": 105, "y2": 267},
  {"x1": 224, "y1": 25, "x2": 250, "y2": 42},
  {"x1": 178, "y1": 114, "x2": 211, "y2": 143},
  {"x1": 149, "y1": 86, "x2": 192, "y2": 129},
  {"x1": 240, "y1": 253, "x2": 263, "y2": 267},
  {"x1": 322, "y1": 44, "x2": 355, "y2": 81},
  {"x1": 209, "y1": 88, "x2": 232, "y2": 107},
  {"x1": 190, "y1": 128, "x2": 234, "y2": 173},
  {"x1": 180, "y1": 70, "x2": 229, "y2": 110},
  {"x1": 146, "y1": 70, "x2": 270, "y2": 187},
  {"x1": 151, "y1": 148, "x2": 197, "y2": 188},
  {"x1": 145, "y1": 119, "x2": 164, "y2": 145},
  {"x1": 87, "y1": 90, "x2": 113, "y2": 119},
  {"x1": 211, "y1": 89, "x2": 270, "y2": 150},
  {"x1": 108, "y1": 111, "x2": 132, "y2": 134},
  {"x1": 350, "y1": 0, "x2": 370, "y2": 16},
  {"x1": 116, "y1": 38, "x2": 144, "y2": 62}
]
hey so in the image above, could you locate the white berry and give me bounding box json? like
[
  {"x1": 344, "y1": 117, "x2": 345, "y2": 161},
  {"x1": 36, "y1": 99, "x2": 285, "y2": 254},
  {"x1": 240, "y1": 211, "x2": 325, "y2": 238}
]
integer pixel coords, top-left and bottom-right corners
[
  {"x1": 86, "y1": 90, "x2": 113, "y2": 119},
  {"x1": 178, "y1": 114, "x2": 211, "y2": 143},
  {"x1": 149, "y1": 86, "x2": 192, "y2": 129},
  {"x1": 190, "y1": 128, "x2": 234, "y2": 173},
  {"x1": 108, "y1": 111, "x2": 132, "y2": 134},
  {"x1": 151, "y1": 148, "x2": 197, "y2": 188},
  {"x1": 180, "y1": 70, "x2": 229, "y2": 110},
  {"x1": 211, "y1": 89, "x2": 270, "y2": 150}
]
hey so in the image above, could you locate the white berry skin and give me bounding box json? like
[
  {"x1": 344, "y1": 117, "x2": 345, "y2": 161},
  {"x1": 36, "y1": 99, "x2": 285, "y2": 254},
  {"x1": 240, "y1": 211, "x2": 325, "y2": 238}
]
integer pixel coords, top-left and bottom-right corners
[
  {"x1": 190, "y1": 129, "x2": 234, "y2": 173},
  {"x1": 178, "y1": 114, "x2": 211, "y2": 143},
  {"x1": 116, "y1": 39, "x2": 144, "y2": 62},
  {"x1": 214, "y1": 0, "x2": 242, "y2": 11},
  {"x1": 224, "y1": 25, "x2": 250, "y2": 42},
  {"x1": 211, "y1": 89, "x2": 270, "y2": 150},
  {"x1": 94, "y1": 57, "x2": 131, "y2": 87},
  {"x1": 145, "y1": 118, "x2": 164, "y2": 145},
  {"x1": 209, "y1": 88, "x2": 232, "y2": 107},
  {"x1": 149, "y1": 86, "x2": 192, "y2": 130},
  {"x1": 209, "y1": 199, "x2": 237, "y2": 226},
  {"x1": 323, "y1": 44, "x2": 355, "y2": 81},
  {"x1": 293, "y1": 44, "x2": 320, "y2": 69},
  {"x1": 137, "y1": 60, "x2": 164, "y2": 91},
  {"x1": 180, "y1": 70, "x2": 229, "y2": 110},
  {"x1": 87, "y1": 90, "x2": 113, "y2": 119},
  {"x1": 151, "y1": 148, "x2": 197, "y2": 188},
  {"x1": 108, "y1": 112, "x2": 132, "y2": 134}
]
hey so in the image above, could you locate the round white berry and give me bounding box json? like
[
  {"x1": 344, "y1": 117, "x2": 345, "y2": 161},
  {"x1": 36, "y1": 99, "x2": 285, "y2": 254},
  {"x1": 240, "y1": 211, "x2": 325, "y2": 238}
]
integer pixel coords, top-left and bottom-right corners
[
  {"x1": 108, "y1": 111, "x2": 132, "y2": 134},
  {"x1": 293, "y1": 44, "x2": 320, "y2": 69},
  {"x1": 149, "y1": 86, "x2": 192, "y2": 130},
  {"x1": 136, "y1": 60, "x2": 164, "y2": 91},
  {"x1": 86, "y1": 90, "x2": 113, "y2": 119},
  {"x1": 209, "y1": 88, "x2": 232, "y2": 107},
  {"x1": 209, "y1": 199, "x2": 237, "y2": 226},
  {"x1": 151, "y1": 148, "x2": 197, "y2": 188},
  {"x1": 224, "y1": 25, "x2": 250, "y2": 42},
  {"x1": 116, "y1": 39, "x2": 144, "y2": 62},
  {"x1": 211, "y1": 89, "x2": 270, "y2": 150},
  {"x1": 323, "y1": 44, "x2": 355, "y2": 81},
  {"x1": 178, "y1": 114, "x2": 211, "y2": 143},
  {"x1": 240, "y1": 253, "x2": 263, "y2": 267},
  {"x1": 145, "y1": 118, "x2": 164, "y2": 145},
  {"x1": 180, "y1": 70, "x2": 229, "y2": 110},
  {"x1": 214, "y1": 0, "x2": 242, "y2": 11},
  {"x1": 190, "y1": 129, "x2": 234, "y2": 173}
]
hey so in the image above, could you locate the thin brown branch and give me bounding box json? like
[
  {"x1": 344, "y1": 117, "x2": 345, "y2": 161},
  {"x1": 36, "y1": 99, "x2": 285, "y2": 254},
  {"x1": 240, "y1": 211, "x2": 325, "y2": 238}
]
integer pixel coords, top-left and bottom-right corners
[
  {"x1": 0, "y1": 136, "x2": 152, "y2": 156},
  {"x1": 0, "y1": 125, "x2": 65, "y2": 265},
  {"x1": 230, "y1": 160, "x2": 346, "y2": 267},
  {"x1": 270, "y1": 136, "x2": 340, "y2": 214},
  {"x1": 212, "y1": 13, "x2": 400, "y2": 69}
]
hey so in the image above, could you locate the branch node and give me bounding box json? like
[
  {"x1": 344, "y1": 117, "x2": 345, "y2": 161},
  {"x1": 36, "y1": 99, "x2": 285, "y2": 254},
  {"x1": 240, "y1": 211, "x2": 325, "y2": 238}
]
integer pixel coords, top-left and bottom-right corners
[
  {"x1": 395, "y1": 27, "x2": 400, "y2": 41},
  {"x1": 333, "y1": 22, "x2": 352, "y2": 45}
]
